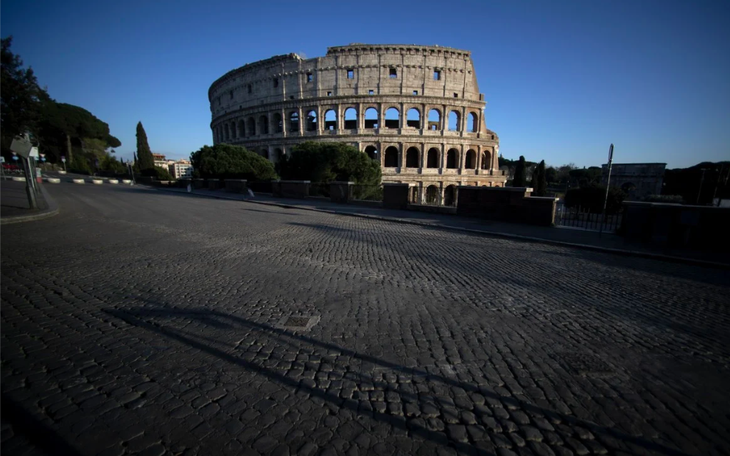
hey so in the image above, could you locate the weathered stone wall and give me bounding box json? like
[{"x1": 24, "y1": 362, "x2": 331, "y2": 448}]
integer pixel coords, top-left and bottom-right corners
[{"x1": 208, "y1": 44, "x2": 507, "y2": 203}]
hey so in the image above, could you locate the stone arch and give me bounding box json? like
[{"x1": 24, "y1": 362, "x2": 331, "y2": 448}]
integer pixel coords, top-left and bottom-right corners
[
  {"x1": 428, "y1": 109, "x2": 441, "y2": 130},
  {"x1": 446, "y1": 149, "x2": 459, "y2": 168},
  {"x1": 410, "y1": 187, "x2": 419, "y2": 204},
  {"x1": 224, "y1": 123, "x2": 230, "y2": 140},
  {"x1": 405, "y1": 147, "x2": 420, "y2": 168},
  {"x1": 468, "y1": 112, "x2": 478, "y2": 132},
  {"x1": 364, "y1": 145, "x2": 378, "y2": 161},
  {"x1": 481, "y1": 149, "x2": 491, "y2": 170},
  {"x1": 448, "y1": 110, "x2": 460, "y2": 131},
  {"x1": 425, "y1": 185, "x2": 439, "y2": 205},
  {"x1": 406, "y1": 108, "x2": 421, "y2": 129},
  {"x1": 384, "y1": 107, "x2": 400, "y2": 129},
  {"x1": 344, "y1": 107, "x2": 357, "y2": 129},
  {"x1": 465, "y1": 149, "x2": 476, "y2": 169},
  {"x1": 259, "y1": 115, "x2": 269, "y2": 134},
  {"x1": 289, "y1": 111, "x2": 300, "y2": 132},
  {"x1": 273, "y1": 148, "x2": 283, "y2": 162},
  {"x1": 229, "y1": 121, "x2": 236, "y2": 139},
  {"x1": 272, "y1": 113, "x2": 283, "y2": 133},
  {"x1": 427, "y1": 148, "x2": 440, "y2": 168},
  {"x1": 444, "y1": 185, "x2": 457, "y2": 206},
  {"x1": 324, "y1": 109, "x2": 337, "y2": 130},
  {"x1": 238, "y1": 119, "x2": 245, "y2": 138},
  {"x1": 306, "y1": 110, "x2": 317, "y2": 131},
  {"x1": 247, "y1": 117, "x2": 256, "y2": 136},
  {"x1": 364, "y1": 107, "x2": 379, "y2": 129},
  {"x1": 384, "y1": 146, "x2": 399, "y2": 167}
]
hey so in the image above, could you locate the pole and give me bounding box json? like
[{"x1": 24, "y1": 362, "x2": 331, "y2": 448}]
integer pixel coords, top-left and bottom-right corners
[
  {"x1": 599, "y1": 144, "x2": 614, "y2": 237},
  {"x1": 711, "y1": 164, "x2": 724, "y2": 207},
  {"x1": 22, "y1": 157, "x2": 38, "y2": 209}
]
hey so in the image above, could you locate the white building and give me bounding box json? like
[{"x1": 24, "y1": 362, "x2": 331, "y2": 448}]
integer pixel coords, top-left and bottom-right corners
[{"x1": 169, "y1": 160, "x2": 193, "y2": 179}]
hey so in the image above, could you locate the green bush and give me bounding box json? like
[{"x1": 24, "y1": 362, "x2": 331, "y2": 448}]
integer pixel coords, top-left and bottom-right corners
[
  {"x1": 141, "y1": 166, "x2": 173, "y2": 180},
  {"x1": 190, "y1": 144, "x2": 277, "y2": 181},
  {"x1": 564, "y1": 184, "x2": 626, "y2": 214},
  {"x1": 277, "y1": 141, "x2": 381, "y2": 185}
]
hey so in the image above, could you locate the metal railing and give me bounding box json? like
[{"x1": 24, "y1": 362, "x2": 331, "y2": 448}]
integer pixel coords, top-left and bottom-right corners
[{"x1": 555, "y1": 202, "x2": 623, "y2": 232}]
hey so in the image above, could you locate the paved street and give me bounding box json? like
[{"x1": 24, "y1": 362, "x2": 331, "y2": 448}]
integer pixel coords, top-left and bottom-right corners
[{"x1": 2, "y1": 183, "x2": 729, "y2": 456}]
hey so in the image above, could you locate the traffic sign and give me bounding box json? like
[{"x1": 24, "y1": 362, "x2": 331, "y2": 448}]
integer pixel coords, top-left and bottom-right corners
[
  {"x1": 0, "y1": 156, "x2": 4, "y2": 163},
  {"x1": 10, "y1": 136, "x2": 32, "y2": 158},
  {"x1": 61, "y1": 157, "x2": 67, "y2": 163}
]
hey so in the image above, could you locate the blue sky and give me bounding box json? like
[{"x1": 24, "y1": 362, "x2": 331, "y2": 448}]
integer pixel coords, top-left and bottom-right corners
[{"x1": 2, "y1": 0, "x2": 728, "y2": 168}]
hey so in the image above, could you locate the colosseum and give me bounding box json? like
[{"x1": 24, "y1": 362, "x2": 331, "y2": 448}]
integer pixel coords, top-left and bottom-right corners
[{"x1": 208, "y1": 43, "x2": 506, "y2": 205}]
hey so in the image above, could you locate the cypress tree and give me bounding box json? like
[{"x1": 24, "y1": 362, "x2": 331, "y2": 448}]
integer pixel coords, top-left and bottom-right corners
[
  {"x1": 513, "y1": 156, "x2": 527, "y2": 187},
  {"x1": 136, "y1": 121, "x2": 154, "y2": 171},
  {"x1": 533, "y1": 160, "x2": 547, "y2": 196}
]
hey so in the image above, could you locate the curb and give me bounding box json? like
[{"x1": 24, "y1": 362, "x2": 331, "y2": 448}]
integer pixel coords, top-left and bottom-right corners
[
  {"x1": 1, "y1": 183, "x2": 60, "y2": 225},
  {"x1": 147, "y1": 185, "x2": 730, "y2": 270}
]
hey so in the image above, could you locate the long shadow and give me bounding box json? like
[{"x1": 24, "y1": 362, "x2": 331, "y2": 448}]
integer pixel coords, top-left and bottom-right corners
[{"x1": 103, "y1": 305, "x2": 690, "y2": 456}]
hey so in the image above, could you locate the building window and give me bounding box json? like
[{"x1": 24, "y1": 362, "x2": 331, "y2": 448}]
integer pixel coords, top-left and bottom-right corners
[
  {"x1": 248, "y1": 84, "x2": 252, "y2": 94},
  {"x1": 368, "y1": 89, "x2": 374, "y2": 95},
  {"x1": 413, "y1": 90, "x2": 418, "y2": 95},
  {"x1": 454, "y1": 93, "x2": 459, "y2": 98},
  {"x1": 327, "y1": 91, "x2": 332, "y2": 96},
  {"x1": 229, "y1": 90, "x2": 234, "y2": 99},
  {"x1": 306, "y1": 72, "x2": 313, "y2": 82},
  {"x1": 389, "y1": 68, "x2": 397, "y2": 79},
  {"x1": 434, "y1": 69, "x2": 441, "y2": 80},
  {"x1": 273, "y1": 78, "x2": 278, "y2": 88},
  {"x1": 347, "y1": 69, "x2": 354, "y2": 79}
]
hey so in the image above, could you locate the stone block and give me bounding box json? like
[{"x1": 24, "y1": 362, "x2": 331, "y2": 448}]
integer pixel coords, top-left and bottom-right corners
[{"x1": 383, "y1": 183, "x2": 409, "y2": 210}]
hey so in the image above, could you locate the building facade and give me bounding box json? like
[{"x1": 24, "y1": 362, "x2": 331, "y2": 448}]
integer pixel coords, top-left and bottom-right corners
[
  {"x1": 208, "y1": 44, "x2": 506, "y2": 204},
  {"x1": 169, "y1": 160, "x2": 193, "y2": 179},
  {"x1": 602, "y1": 163, "x2": 666, "y2": 199}
]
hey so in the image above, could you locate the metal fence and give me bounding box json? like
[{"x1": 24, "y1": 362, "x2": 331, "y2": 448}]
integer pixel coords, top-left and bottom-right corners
[{"x1": 555, "y1": 201, "x2": 623, "y2": 232}]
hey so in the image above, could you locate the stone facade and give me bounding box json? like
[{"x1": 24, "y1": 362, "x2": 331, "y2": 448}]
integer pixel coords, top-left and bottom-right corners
[
  {"x1": 603, "y1": 163, "x2": 666, "y2": 199},
  {"x1": 208, "y1": 44, "x2": 507, "y2": 205}
]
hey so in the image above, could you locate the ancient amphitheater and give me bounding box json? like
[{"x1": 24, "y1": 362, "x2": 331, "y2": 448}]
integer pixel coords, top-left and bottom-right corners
[{"x1": 208, "y1": 44, "x2": 506, "y2": 205}]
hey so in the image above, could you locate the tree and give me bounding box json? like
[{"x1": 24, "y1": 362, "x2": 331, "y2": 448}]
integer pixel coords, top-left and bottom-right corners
[
  {"x1": 531, "y1": 160, "x2": 547, "y2": 196},
  {"x1": 141, "y1": 166, "x2": 173, "y2": 180},
  {"x1": 564, "y1": 183, "x2": 626, "y2": 214},
  {"x1": 136, "y1": 122, "x2": 154, "y2": 171},
  {"x1": 190, "y1": 143, "x2": 277, "y2": 180},
  {"x1": 512, "y1": 156, "x2": 527, "y2": 187},
  {"x1": 277, "y1": 141, "x2": 381, "y2": 186}
]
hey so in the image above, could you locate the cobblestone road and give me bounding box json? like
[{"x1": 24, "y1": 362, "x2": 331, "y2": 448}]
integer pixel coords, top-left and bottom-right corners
[{"x1": 2, "y1": 184, "x2": 729, "y2": 456}]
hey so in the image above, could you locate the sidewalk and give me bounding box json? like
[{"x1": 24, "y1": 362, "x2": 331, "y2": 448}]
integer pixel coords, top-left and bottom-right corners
[
  {"x1": 1, "y1": 179, "x2": 59, "y2": 224},
  {"x1": 156, "y1": 186, "x2": 730, "y2": 268}
]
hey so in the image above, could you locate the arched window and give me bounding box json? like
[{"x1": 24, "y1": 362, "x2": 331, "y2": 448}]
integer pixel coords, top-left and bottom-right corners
[
  {"x1": 259, "y1": 115, "x2": 269, "y2": 135},
  {"x1": 230, "y1": 122, "x2": 236, "y2": 139},
  {"x1": 344, "y1": 108, "x2": 357, "y2": 129},
  {"x1": 364, "y1": 145, "x2": 378, "y2": 161},
  {"x1": 273, "y1": 113, "x2": 283, "y2": 133},
  {"x1": 444, "y1": 185, "x2": 457, "y2": 206},
  {"x1": 224, "y1": 124, "x2": 230, "y2": 140},
  {"x1": 306, "y1": 110, "x2": 317, "y2": 131},
  {"x1": 238, "y1": 120, "x2": 245, "y2": 138},
  {"x1": 384, "y1": 146, "x2": 399, "y2": 167},
  {"x1": 324, "y1": 109, "x2": 337, "y2": 130},
  {"x1": 448, "y1": 111, "x2": 460, "y2": 131},
  {"x1": 468, "y1": 112, "x2": 478, "y2": 133},
  {"x1": 428, "y1": 109, "x2": 441, "y2": 130},
  {"x1": 481, "y1": 150, "x2": 491, "y2": 170},
  {"x1": 406, "y1": 108, "x2": 421, "y2": 129},
  {"x1": 290, "y1": 111, "x2": 299, "y2": 132},
  {"x1": 247, "y1": 118, "x2": 255, "y2": 136},
  {"x1": 446, "y1": 149, "x2": 459, "y2": 168},
  {"x1": 405, "y1": 147, "x2": 420, "y2": 168},
  {"x1": 465, "y1": 150, "x2": 476, "y2": 169},
  {"x1": 425, "y1": 185, "x2": 439, "y2": 205},
  {"x1": 427, "y1": 148, "x2": 439, "y2": 168},
  {"x1": 384, "y1": 107, "x2": 400, "y2": 129},
  {"x1": 364, "y1": 108, "x2": 379, "y2": 129}
]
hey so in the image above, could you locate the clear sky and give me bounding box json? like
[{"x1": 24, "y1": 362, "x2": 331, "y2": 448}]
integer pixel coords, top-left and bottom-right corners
[{"x1": 2, "y1": 0, "x2": 729, "y2": 169}]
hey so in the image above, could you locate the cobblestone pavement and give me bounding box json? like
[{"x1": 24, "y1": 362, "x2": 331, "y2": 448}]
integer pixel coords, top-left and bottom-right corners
[{"x1": 2, "y1": 184, "x2": 729, "y2": 456}]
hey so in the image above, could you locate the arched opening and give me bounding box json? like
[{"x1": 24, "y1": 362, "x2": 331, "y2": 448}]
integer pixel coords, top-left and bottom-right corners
[
  {"x1": 324, "y1": 109, "x2": 337, "y2": 130},
  {"x1": 410, "y1": 187, "x2": 419, "y2": 204},
  {"x1": 428, "y1": 109, "x2": 441, "y2": 130},
  {"x1": 364, "y1": 145, "x2": 378, "y2": 161},
  {"x1": 247, "y1": 118, "x2": 255, "y2": 136},
  {"x1": 289, "y1": 111, "x2": 299, "y2": 132},
  {"x1": 465, "y1": 149, "x2": 476, "y2": 169},
  {"x1": 446, "y1": 149, "x2": 459, "y2": 168},
  {"x1": 444, "y1": 185, "x2": 457, "y2": 206},
  {"x1": 385, "y1": 107, "x2": 400, "y2": 129},
  {"x1": 468, "y1": 112, "x2": 478, "y2": 132},
  {"x1": 344, "y1": 108, "x2": 357, "y2": 129},
  {"x1": 238, "y1": 120, "x2": 245, "y2": 138},
  {"x1": 425, "y1": 185, "x2": 439, "y2": 205},
  {"x1": 364, "y1": 108, "x2": 379, "y2": 129},
  {"x1": 406, "y1": 108, "x2": 421, "y2": 129},
  {"x1": 306, "y1": 110, "x2": 317, "y2": 131},
  {"x1": 448, "y1": 111, "x2": 460, "y2": 131},
  {"x1": 405, "y1": 147, "x2": 420, "y2": 168},
  {"x1": 481, "y1": 150, "x2": 491, "y2": 170},
  {"x1": 224, "y1": 124, "x2": 230, "y2": 140},
  {"x1": 273, "y1": 113, "x2": 283, "y2": 133},
  {"x1": 259, "y1": 115, "x2": 269, "y2": 134},
  {"x1": 274, "y1": 148, "x2": 283, "y2": 162},
  {"x1": 230, "y1": 122, "x2": 236, "y2": 139},
  {"x1": 384, "y1": 146, "x2": 399, "y2": 167},
  {"x1": 427, "y1": 148, "x2": 439, "y2": 168},
  {"x1": 261, "y1": 149, "x2": 269, "y2": 160}
]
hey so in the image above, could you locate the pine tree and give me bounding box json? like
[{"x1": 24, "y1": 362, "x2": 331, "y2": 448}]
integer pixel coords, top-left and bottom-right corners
[
  {"x1": 136, "y1": 122, "x2": 154, "y2": 171},
  {"x1": 513, "y1": 156, "x2": 527, "y2": 187}
]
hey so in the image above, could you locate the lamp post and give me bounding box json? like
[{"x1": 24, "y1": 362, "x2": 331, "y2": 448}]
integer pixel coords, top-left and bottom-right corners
[{"x1": 599, "y1": 144, "x2": 614, "y2": 237}]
